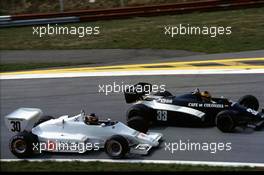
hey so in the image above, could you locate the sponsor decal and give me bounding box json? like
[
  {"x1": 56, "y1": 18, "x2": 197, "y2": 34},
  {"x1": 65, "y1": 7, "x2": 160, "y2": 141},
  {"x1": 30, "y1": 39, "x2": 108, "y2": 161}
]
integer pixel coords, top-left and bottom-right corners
[
  {"x1": 188, "y1": 103, "x2": 224, "y2": 108},
  {"x1": 158, "y1": 98, "x2": 173, "y2": 104}
]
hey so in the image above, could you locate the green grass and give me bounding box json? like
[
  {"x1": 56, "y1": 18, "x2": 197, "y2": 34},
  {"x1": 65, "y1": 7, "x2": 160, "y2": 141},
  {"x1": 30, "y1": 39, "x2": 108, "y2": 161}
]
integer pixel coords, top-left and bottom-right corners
[
  {"x1": 1, "y1": 8, "x2": 264, "y2": 53},
  {"x1": 0, "y1": 62, "x2": 93, "y2": 72},
  {"x1": 1, "y1": 161, "x2": 261, "y2": 172}
]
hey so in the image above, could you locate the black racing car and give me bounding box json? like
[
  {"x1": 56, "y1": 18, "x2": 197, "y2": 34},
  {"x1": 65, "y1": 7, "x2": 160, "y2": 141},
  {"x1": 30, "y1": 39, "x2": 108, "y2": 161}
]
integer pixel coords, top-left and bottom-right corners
[{"x1": 124, "y1": 82, "x2": 264, "y2": 133}]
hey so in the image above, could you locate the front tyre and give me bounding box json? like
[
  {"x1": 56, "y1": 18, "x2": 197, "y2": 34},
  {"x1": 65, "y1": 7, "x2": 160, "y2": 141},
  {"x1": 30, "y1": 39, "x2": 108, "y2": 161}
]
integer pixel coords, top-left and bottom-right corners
[
  {"x1": 105, "y1": 135, "x2": 129, "y2": 159},
  {"x1": 216, "y1": 111, "x2": 237, "y2": 133},
  {"x1": 127, "y1": 116, "x2": 149, "y2": 133},
  {"x1": 9, "y1": 132, "x2": 38, "y2": 158},
  {"x1": 238, "y1": 95, "x2": 259, "y2": 111}
]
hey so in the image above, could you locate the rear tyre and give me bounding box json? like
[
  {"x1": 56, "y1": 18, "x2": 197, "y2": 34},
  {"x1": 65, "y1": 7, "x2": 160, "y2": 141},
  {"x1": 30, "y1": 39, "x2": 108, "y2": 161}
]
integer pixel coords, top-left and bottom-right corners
[
  {"x1": 105, "y1": 135, "x2": 129, "y2": 159},
  {"x1": 238, "y1": 95, "x2": 259, "y2": 111},
  {"x1": 34, "y1": 115, "x2": 54, "y2": 127},
  {"x1": 216, "y1": 111, "x2": 237, "y2": 133},
  {"x1": 9, "y1": 131, "x2": 38, "y2": 158},
  {"x1": 127, "y1": 116, "x2": 149, "y2": 133}
]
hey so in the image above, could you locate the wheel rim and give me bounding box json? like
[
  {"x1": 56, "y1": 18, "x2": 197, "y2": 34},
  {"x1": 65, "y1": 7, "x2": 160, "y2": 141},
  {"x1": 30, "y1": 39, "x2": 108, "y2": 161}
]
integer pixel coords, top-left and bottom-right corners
[
  {"x1": 218, "y1": 115, "x2": 234, "y2": 131},
  {"x1": 13, "y1": 139, "x2": 27, "y2": 154},
  {"x1": 107, "y1": 140, "x2": 122, "y2": 157}
]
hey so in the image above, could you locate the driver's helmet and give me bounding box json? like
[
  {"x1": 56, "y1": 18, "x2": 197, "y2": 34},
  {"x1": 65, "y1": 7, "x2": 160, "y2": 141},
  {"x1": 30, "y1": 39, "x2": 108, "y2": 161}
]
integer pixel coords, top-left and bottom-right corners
[
  {"x1": 85, "y1": 113, "x2": 99, "y2": 125},
  {"x1": 201, "y1": 91, "x2": 212, "y2": 101}
]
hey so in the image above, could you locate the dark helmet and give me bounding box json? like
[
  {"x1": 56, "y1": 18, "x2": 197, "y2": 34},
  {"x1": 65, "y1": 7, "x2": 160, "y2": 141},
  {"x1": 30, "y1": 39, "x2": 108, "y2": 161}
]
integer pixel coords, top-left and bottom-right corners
[{"x1": 86, "y1": 113, "x2": 98, "y2": 124}]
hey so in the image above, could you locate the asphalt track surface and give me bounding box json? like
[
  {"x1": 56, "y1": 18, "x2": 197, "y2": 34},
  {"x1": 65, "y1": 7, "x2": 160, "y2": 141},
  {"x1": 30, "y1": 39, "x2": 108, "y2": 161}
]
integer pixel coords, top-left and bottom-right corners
[{"x1": 1, "y1": 74, "x2": 264, "y2": 162}]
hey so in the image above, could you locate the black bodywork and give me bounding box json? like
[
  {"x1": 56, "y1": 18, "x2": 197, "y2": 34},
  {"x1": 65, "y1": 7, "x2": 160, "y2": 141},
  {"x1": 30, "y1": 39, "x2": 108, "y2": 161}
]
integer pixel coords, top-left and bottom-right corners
[{"x1": 124, "y1": 83, "x2": 264, "y2": 133}]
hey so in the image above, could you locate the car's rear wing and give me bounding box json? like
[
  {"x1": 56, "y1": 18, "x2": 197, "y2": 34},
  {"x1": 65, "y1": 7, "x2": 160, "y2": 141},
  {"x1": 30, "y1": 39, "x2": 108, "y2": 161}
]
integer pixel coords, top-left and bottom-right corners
[
  {"x1": 5, "y1": 108, "x2": 42, "y2": 133},
  {"x1": 124, "y1": 82, "x2": 152, "y2": 103}
]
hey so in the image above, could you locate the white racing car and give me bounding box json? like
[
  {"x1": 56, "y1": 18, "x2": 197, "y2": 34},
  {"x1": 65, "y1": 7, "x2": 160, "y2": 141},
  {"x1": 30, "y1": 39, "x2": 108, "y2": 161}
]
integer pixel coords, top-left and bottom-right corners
[{"x1": 5, "y1": 108, "x2": 162, "y2": 159}]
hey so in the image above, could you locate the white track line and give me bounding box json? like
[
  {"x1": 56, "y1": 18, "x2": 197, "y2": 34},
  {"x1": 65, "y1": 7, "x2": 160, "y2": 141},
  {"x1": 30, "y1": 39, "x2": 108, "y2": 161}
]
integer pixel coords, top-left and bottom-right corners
[
  {"x1": 1, "y1": 69, "x2": 264, "y2": 80},
  {"x1": 1, "y1": 159, "x2": 264, "y2": 168}
]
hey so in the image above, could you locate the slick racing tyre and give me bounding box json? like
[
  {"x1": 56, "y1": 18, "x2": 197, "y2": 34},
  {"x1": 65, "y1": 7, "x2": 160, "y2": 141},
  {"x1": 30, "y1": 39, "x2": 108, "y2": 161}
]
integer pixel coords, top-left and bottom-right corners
[
  {"x1": 9, "y1": 131, "x2": 39, "y2": 158},
  {"x1": 238, "y1": 95, "x2": 259, "y2": 111},
  {"x1": 127, "y1": 116, "x2": 149, "y2": 133},
  {"x1": 154, "y1": 91, "x2": 173, "y2": 97},
  {"x1": 34, "y1": 115, "x2": 54, "y2": 127},
  {"x1": 105, "y1": 135, "x2": 129, "y2": 159},
  {"x1": 216, "y1": 111, "x2": 237, "y2": 133}
]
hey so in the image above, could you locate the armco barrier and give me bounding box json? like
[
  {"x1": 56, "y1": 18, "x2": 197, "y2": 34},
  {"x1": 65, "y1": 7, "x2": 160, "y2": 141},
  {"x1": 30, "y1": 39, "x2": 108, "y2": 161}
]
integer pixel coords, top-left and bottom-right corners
[
  {"x1": 0, "y1": 0, "x2": 263, "y2": 28},
  {"x1": 0, "y1": 17, "x2": 79, "y2": 27}
]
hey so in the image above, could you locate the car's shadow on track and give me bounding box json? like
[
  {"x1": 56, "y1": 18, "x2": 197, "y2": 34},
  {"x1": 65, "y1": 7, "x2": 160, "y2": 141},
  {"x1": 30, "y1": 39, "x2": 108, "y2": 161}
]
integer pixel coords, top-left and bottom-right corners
[
  {"x1": 149, "y1": 125, "x2": 264, "y2": 135},
  {"x1": 29, "y1": 149, "x2": 106, "y2": 159},
  {"x1": 233, "y1": 127, "x2": 264, "y2": 134},
  {"x1": 30, "y1": 149, "x2": 151, "y2": 160}
]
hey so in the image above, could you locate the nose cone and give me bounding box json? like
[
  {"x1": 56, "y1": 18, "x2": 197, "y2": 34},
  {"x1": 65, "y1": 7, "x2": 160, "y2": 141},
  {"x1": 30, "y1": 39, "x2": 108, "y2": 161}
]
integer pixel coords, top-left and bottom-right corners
[{"x1": 137, "y1": 132, "x2": 163, "y2": 146}]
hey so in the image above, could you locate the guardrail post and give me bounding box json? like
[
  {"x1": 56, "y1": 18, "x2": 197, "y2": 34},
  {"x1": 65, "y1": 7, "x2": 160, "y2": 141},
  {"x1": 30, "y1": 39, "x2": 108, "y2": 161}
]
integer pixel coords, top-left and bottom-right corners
[
  {"x1": 120, "y1": 0, "x2": 125, "y2": 7},
  {"x1": 59, "y1": 0, "x2": 64, "y2": 12}
]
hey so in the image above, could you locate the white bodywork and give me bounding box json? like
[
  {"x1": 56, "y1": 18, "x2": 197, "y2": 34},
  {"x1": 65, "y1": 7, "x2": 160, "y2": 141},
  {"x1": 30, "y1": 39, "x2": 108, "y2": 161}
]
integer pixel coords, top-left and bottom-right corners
[{"x1": 5, "y1": 108, "x2": 162, "y2": 155}]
